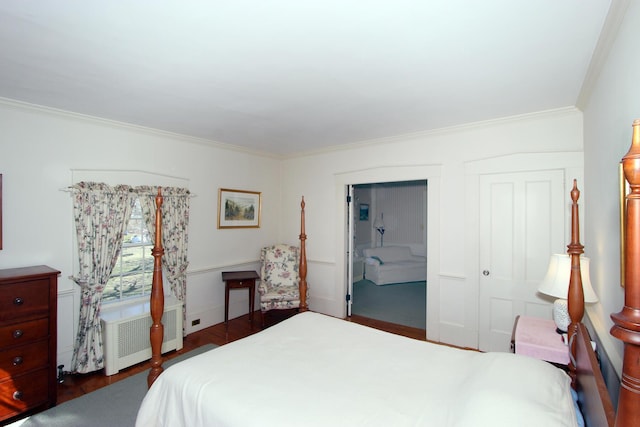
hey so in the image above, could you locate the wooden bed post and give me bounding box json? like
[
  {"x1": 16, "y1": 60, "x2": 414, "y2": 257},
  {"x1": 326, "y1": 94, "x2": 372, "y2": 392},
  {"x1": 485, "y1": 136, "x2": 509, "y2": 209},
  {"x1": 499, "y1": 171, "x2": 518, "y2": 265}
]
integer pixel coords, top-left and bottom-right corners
[
  {"x1": 566, "y1": 180, "x2": 585, "y2": 386},
  {"x1": 147, "y1": 188, "x2": 165, "y2": 388},
  {"x1": 611, "y1": 119, "x2": 640, "y2": 426},
  {"x1": 299, "y1": 196, "x2": 308, "y2": 312},
  {"x1": 566, "y1": 181, "x2": 616, "y2": 427}
]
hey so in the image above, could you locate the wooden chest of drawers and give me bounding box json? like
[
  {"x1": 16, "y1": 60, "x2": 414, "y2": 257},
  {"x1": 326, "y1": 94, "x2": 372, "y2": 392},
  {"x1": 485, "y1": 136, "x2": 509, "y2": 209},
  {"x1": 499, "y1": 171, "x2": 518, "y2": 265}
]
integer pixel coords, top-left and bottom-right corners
[{"x1": 0, "y1": 265, "x2": 59, "y2": 423}]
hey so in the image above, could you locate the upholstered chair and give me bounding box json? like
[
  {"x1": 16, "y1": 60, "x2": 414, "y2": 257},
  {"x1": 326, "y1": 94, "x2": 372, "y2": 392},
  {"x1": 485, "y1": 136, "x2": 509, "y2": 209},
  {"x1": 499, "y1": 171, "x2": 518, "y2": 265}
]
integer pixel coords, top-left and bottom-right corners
[{"x1": 258, "y1": 244, "x2": 302, "y2": 327}]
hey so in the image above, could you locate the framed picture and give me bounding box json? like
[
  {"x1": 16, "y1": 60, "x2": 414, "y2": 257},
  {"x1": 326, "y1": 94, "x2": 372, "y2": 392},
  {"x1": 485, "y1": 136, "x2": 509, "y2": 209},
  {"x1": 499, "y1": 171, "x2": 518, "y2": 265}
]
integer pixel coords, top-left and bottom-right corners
[
  {"x1": 359, "y1": 203, "x2": 369, "y2": 221},
  {"x1": 620, "y1": 162, "x2": 629, "y2": 287},
  {"x1": 218, "y1": 188, "x2": 261, "y2": 229}
]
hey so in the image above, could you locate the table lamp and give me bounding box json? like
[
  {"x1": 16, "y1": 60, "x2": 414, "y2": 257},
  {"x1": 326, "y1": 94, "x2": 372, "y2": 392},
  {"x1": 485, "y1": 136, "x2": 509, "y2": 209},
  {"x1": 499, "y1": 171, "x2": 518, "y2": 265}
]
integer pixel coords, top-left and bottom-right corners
[{"x1": 537, "y1": 254, "x2": 598, "y2": 333}]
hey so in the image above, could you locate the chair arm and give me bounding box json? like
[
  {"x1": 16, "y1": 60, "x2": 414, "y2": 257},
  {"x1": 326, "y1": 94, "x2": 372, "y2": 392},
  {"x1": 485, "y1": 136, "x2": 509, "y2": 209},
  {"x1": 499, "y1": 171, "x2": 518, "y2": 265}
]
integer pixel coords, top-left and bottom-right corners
[
  {"x1": 365, "y1": 257, "x2": 382, "y2": 266},
  {"x1": 258, "y1": 280, "x2": 268, "y2": 295}
]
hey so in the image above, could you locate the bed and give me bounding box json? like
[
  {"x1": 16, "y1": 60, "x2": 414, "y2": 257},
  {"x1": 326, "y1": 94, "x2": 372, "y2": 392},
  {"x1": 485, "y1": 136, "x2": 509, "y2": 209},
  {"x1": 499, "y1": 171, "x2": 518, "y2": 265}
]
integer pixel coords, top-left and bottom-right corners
[
  {"x1": 137, "y1": 310, "x2": 578, "y2": 426},
  {"x1": 137, "y1": 121, "x2": 640, "y2": 426}
]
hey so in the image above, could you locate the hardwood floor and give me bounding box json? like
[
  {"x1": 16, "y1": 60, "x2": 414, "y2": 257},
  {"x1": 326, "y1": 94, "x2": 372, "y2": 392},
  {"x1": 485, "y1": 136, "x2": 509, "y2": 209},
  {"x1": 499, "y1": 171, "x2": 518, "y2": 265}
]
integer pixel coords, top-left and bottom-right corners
[
  {"x1": 57, "y1": 311, "x2": 426, "y2": 405},
  {"x1": 347, "y1": 314, "x2": 426, "y2": 341}
]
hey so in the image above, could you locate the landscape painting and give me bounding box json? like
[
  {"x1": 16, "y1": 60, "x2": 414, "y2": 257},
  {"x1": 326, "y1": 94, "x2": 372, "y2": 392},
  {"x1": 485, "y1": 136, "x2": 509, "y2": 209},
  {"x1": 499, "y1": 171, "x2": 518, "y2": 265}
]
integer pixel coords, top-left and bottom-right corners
[{"x1": 218, "y1": 188, "x2": 261, "y2": 228}]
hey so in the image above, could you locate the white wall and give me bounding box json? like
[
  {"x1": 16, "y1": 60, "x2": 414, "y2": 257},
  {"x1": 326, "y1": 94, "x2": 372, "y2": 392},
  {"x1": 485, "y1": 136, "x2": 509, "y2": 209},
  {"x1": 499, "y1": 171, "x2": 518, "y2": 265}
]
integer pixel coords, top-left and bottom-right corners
[
  {"x1": 372, "y1": 181, "x2": 427, "y2": 252},
  {"x1": 281, "y1": 108, "x2": 585, "y2": 346},
  {"x1": 0, "y1": 100, "x2": 282, "y2": 370},
  {"x1": 0, "y1": 82, "x2": 593, "y2": 368},
  {"x1": 582, "y1": 1, "x2": 640, "y2": 378},
  {"x1": 353, "y1": 182, "x2": 426, "y2": 254}
]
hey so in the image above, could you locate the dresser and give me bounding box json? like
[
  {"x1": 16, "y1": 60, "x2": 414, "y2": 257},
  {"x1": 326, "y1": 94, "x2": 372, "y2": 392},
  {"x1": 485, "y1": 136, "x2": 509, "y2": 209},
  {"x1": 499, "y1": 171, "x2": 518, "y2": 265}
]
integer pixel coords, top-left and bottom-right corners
[{"x1": 0, "y1": 265, "x2": 59, "y2": 423}]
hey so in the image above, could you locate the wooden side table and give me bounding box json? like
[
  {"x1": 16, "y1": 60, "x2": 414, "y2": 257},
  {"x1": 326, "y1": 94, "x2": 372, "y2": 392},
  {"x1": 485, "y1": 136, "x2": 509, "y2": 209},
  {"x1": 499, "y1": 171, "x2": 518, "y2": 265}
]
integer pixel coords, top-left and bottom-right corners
[
  {"x1": 222, "y1": 271, "x2": 259, "y2": 331},
  {"x1": 512, "y1": 315, "x2": 569, "y2": 368}
]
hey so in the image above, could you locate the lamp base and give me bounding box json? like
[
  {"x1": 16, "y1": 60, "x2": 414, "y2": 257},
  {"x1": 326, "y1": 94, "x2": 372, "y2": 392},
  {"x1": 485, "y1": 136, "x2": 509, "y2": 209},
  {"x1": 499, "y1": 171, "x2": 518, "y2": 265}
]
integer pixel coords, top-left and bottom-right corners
[{"x1": 552, "y1": 298, "x2": 570, "y2": 334}]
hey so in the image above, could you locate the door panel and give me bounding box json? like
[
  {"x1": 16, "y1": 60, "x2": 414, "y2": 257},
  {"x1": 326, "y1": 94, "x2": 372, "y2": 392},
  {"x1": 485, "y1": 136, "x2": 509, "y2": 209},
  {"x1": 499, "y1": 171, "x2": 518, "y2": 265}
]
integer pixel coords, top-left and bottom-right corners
[
  {"x1": 479, "y1": 170, "x2": 564, "y2": 351},
  {"x1": 346, "y1": 185, "x2": 354, "y2": 316}
]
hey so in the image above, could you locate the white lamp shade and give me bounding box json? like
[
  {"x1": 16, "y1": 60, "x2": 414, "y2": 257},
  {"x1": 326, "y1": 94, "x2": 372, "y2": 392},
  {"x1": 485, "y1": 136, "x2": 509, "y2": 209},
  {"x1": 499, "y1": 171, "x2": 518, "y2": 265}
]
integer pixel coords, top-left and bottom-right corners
[{"x1": 538, "y1": 254, "x2": 598, "y2": 303}]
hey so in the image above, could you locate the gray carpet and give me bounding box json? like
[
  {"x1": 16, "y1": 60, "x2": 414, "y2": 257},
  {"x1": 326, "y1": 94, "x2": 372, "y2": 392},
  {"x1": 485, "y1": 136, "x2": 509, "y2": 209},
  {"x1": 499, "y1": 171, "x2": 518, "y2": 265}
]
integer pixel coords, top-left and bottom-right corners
[
  {"x1": 11, "y1": 344, "x2": 218, "y2": 427},
  {"x1": 352, "y1": 279, "x2": 426, "y2": 329}
]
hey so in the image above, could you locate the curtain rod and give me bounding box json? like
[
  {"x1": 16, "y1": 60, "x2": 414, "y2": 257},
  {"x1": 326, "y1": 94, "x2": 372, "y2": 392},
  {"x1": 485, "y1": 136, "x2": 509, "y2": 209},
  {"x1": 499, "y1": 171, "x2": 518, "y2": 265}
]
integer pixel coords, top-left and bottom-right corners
[{"x1": 59, "y1": 186, "x2": 196, "y2": 197}]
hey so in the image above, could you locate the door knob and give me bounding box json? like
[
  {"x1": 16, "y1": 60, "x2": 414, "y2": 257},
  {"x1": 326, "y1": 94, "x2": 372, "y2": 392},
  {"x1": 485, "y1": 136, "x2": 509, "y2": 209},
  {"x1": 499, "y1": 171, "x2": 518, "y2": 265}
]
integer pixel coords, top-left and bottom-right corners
[{"x1": 482, "y1": 270, "x2": 490, "y2": 276}]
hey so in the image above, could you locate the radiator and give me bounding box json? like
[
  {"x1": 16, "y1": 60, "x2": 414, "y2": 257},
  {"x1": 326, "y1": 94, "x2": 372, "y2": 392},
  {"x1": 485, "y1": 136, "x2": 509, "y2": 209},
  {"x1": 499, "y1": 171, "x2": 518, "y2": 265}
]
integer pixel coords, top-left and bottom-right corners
[{"x1": 100, "y1": 295, "x2": 183, "y2": 376}]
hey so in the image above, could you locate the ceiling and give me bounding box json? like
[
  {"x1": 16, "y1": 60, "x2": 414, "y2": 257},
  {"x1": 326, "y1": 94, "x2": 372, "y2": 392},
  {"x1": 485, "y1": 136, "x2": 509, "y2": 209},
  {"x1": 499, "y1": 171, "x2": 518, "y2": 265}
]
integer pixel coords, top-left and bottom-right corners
[{"x1": 0, "y1": 1, "x2": 616, "y2": 156}]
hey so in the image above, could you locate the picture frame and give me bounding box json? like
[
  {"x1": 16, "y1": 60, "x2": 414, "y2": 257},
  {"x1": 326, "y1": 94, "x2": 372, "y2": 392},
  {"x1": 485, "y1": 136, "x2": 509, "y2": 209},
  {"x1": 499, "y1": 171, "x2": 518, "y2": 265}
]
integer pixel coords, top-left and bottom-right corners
[
  {"x1": 359, "y1": 203, "x2": 369, "y2": 221},
  {"x1": 218, "y1": 188, "x2": 261, "y2": 229},
  {"x1": 620, "y1": 162, "x2": 629, "y2": 287}
]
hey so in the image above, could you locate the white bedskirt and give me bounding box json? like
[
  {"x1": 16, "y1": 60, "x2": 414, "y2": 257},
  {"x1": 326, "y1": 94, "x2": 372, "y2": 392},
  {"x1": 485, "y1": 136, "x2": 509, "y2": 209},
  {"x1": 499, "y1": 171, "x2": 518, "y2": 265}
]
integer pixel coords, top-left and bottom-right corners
[{"x1": 136, "y1": 312, "x2": 578, "y2": 427}]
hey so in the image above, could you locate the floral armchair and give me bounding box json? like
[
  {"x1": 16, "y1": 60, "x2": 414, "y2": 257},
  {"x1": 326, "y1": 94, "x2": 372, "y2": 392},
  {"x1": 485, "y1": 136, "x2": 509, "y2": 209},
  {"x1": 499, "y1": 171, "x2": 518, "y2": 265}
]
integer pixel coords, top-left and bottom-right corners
[{"x1": 258, "y1": 244, "x2": 302, "y2": 326}]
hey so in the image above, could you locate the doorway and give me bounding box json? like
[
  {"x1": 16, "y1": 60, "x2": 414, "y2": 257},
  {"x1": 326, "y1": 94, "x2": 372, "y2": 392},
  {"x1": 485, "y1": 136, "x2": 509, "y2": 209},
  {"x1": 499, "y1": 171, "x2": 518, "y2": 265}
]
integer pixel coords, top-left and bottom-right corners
[{"x1": 348, "y1": 180, "x2": 427, "y2": 330}]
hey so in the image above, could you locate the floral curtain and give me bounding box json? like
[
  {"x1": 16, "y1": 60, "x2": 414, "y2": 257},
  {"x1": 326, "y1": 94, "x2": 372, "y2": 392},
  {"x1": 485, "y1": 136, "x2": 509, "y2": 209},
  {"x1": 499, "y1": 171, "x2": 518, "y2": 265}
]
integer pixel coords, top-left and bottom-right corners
[
  {"x1": 70, "y1": 182, "x2": 135, "y2": 373},
  {"x1": 137, "y1": 186, "x2": 190, "y2": 335}
]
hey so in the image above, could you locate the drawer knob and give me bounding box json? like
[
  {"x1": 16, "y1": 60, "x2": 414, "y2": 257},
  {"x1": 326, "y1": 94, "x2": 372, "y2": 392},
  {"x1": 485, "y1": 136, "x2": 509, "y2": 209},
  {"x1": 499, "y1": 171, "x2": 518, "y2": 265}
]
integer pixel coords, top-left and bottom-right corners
[
  {"x1": 13, "y1": 391, "x2": 23, "y2": 401},
  {"x1": 12, "y1": 356, "x2": 23, "y2": 366},
  {"x1": 13, "y1": 297, "x2": 24, "y2": 305},
  {"x1": 12, "y1": 329, "x2": 23, "y2": 339}
]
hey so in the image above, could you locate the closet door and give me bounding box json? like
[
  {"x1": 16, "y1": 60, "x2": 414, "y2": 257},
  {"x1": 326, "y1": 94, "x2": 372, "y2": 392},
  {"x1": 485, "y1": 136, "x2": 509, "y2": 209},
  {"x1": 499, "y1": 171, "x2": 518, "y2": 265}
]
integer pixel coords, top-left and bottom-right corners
[{"x1": 478, "y1": 170, "x2": 564, "y2": 352}]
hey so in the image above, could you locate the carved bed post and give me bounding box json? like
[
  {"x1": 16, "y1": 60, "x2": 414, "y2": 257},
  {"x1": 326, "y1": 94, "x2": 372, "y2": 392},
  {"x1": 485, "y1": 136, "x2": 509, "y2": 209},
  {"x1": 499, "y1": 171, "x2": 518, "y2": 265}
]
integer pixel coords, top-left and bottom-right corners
[
  {"x1": 611, "y1": 119, "x2": 640, "y2": 426},
  {"x1": 566, "y1": 180, "x2": 585, "y2": 386},
  {"x1": 147, "y1": 188, "x2": 165, "y2": 388},
  {"x1": 299, "y1": 196, "x2": 308, "y2": 312}
]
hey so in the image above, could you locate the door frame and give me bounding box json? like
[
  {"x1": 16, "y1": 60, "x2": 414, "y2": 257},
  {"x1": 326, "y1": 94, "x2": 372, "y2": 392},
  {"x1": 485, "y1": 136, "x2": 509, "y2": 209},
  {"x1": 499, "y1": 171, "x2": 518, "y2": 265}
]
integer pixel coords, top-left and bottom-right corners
[
  {"x1": 348, "y1": 181, "x2": 429, "y2": 320},
  {"x1": 465, "y1": 152, "x2": 584, "y2": 349},
  {"x1": 334, "y1": 165, "x2": 442, "y2": 339},
  {"x1": 346, "y1": 184, "x2": 354, "y2": 317}
]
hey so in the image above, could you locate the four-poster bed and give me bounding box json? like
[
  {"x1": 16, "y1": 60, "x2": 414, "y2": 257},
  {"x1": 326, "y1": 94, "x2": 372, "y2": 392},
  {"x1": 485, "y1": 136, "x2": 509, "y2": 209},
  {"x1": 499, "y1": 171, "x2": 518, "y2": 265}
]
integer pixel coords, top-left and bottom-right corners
[{"x1": 139, "y1": 120, "x2": 640, "y2": 425}]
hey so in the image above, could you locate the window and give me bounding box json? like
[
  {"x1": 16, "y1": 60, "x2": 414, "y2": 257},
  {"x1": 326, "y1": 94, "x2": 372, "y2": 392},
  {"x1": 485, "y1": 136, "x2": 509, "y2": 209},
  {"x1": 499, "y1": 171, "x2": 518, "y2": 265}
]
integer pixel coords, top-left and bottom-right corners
[{"x1": 104, "y1": 198, "x2": 153, "y2": 304}]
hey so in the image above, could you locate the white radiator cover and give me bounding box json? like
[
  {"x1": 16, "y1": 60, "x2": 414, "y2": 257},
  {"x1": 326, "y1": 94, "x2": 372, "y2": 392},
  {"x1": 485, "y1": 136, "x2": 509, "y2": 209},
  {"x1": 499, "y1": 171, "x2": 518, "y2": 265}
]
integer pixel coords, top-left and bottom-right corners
[{"x1": 100, "y1": 295, "x2": 183, "y2": 376}]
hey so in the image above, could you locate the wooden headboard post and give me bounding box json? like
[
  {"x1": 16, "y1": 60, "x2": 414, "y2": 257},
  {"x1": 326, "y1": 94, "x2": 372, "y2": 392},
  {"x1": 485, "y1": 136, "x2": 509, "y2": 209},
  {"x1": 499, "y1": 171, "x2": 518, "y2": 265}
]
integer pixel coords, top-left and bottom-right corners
[
  {"x1": 611, "y1": 119, "x2": 640, "y2": 426},
  {"x1": 299, "y1": 196, "x2": 308, "y2": 312},
  {"x1": 147, "y1": 188, "x2": 165, "y2": 388},
  {"x1": 567, "y1": 180, "x2": 585, "y2": 385}
]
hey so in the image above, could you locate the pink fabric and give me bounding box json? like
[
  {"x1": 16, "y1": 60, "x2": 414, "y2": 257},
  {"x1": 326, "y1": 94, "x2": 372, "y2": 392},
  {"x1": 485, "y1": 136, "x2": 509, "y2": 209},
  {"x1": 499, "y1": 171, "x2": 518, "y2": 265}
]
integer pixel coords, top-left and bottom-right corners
[{"x1": 515, "y1": 316, "x2": 569, "y2": 365}]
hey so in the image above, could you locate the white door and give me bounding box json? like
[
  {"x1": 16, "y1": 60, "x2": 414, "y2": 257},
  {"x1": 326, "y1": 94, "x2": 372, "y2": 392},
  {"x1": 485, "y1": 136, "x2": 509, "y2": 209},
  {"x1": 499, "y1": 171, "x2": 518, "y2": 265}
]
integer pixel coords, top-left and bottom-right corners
[
  {"x1": 346, "y1": 185, "x2": 355, "y2": 316},
  {"x1": 478, "y1": 170, "x2": 565, "y2": 352}
]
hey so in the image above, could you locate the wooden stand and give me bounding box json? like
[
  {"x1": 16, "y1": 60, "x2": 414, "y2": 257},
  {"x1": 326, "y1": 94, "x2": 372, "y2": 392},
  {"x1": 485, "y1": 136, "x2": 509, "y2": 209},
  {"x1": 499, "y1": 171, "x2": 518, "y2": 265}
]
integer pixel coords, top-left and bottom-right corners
[{"x1": 222, "y1": 271, "x2": 259, "y2": 331}]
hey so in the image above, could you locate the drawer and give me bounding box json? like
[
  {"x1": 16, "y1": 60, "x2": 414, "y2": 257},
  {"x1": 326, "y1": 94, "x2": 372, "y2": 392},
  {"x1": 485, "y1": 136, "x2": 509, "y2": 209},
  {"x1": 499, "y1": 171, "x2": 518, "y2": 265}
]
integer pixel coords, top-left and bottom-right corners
[
  {"x1": 0, "y1": 340, "x2": 49, "y2": 380},
  {"x1": 0, "y1": 368, "x2": 49, "y2": 421},
  {"x1": 0, "y1": 318, "x2": 48, "y2": 349},
  {"x1": 0, "y1": 279, "x2": 50, "y2": 323}
]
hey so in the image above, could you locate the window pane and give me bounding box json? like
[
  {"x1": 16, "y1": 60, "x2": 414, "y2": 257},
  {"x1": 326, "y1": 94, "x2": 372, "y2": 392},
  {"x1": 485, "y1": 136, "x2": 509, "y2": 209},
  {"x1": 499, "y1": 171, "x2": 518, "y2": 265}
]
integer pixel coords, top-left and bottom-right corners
[
  {"x1": 104, "y1": 198, "x2": 154, "y2": 304},
  {"x1": 120, "y1": 246, "x2": 151, "y2": 299}
]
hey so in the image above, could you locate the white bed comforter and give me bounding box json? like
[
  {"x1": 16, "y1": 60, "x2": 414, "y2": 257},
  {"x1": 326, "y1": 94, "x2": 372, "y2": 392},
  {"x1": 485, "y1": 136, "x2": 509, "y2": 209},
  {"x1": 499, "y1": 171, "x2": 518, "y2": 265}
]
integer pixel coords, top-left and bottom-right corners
[{"x1": 136, "y1": 312, "x2": 578, "y2": 427}]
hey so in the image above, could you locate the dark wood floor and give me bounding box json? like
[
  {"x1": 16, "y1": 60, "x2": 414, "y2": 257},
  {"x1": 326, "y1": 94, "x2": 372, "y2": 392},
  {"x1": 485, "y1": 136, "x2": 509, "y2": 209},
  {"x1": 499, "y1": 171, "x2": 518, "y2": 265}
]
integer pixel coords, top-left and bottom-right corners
[{"x1": 57, "y1": 311, "x2": 426, "y2": 404}]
